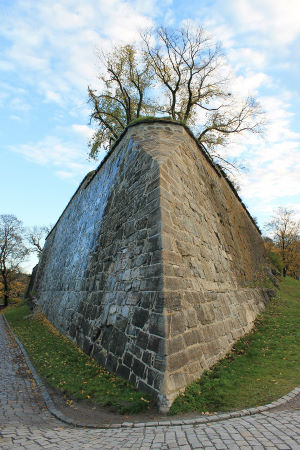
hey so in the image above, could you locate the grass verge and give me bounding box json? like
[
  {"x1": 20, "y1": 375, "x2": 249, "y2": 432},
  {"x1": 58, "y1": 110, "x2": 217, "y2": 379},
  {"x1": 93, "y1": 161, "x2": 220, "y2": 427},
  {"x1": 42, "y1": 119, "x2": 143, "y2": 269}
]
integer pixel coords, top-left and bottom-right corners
[
  {"x1": 170, "y1": 277, "x2": 300, "y2": 415},
  {"x1": 3, "y1": 305, "x2": 151, "y2": 414}
]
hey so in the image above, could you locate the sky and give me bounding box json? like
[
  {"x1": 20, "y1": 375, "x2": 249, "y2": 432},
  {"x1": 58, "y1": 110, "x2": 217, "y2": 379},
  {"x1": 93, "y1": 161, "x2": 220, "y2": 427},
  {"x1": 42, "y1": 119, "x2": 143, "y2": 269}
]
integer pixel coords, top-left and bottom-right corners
[{"x1": 1, "y1": 0, "x2": 300, "y2": 272}]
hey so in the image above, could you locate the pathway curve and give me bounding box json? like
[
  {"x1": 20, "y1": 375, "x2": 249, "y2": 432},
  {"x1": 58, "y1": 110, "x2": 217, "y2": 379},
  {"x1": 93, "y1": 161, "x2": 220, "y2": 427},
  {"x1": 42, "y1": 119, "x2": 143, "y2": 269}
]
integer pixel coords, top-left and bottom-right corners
[{"x1": 1, "y1": 315, "x2": 300, "y2": 449}]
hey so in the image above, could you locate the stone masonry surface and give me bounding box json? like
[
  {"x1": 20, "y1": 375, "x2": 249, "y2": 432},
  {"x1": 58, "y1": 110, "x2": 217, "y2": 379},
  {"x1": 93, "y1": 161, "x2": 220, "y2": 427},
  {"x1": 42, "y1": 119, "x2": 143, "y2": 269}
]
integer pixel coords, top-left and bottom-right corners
[
  {"x1": 31, "y1": 120, "x2": 270, "y2": 410},
  {"x1": 1, "y1": 315, "x2": 300, "y2": 449}
]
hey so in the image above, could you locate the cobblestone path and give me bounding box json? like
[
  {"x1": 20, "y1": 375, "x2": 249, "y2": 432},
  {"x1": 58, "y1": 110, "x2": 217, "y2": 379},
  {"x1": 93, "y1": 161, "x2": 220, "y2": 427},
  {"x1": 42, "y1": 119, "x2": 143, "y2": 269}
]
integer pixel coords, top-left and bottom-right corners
[{"x1": 1, "y1": 315, "x2": 300, "y2": 449}]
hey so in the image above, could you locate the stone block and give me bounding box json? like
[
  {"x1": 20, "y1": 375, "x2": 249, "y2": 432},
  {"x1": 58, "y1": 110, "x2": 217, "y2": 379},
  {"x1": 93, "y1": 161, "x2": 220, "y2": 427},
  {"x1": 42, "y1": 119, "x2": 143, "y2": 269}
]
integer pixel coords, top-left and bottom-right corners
[
  {"x1": 147, "y1": 207, "x2": 161, "y2": 228},
  {"x1": 116, "y1": 364, "x2": 131, "y2": 379},
  {"x1": 168, "y1": 351, "x2": 188, "y2": 372},
  {"x1": 146, "y1": 234, "x2": 162, "y2": 253},
  {"x1": 138, "y1": 379, "x2": 158, "y2": 395},
  {"x1": 184, "y1": 308, "x2": 198, "y2": 328},
  {"x1": 149, "y1": 313, "x2": 165, "y2": 337},
  {"x1": 82, "y1": 337, "x2": 93, "y2": 355},
  {"x1": 146, "y1": 176, "x2": 160, "y2": 193},
  {"x1": 142, "y1": 350, "x2": 152, "y2": 365},
  {"x1": 135, "y1": 253, "x2": 150, "y2": 267},
  {"x1": 164, "y1": 276, "x2": 185, "y2": 291},
  {"x1": 169, "y1": 312, "x2": 186, "y2": 336},
  {"x1": 132, "y1": 358, "x2": 146, "y2": 378},
  {"x1": 148, "y1": 334, "x2": 165, "y2": 355},
  {"x1": 136, "y1": 217, "x2": 148, "y2": 230},
  {"x1": 140, "y1": 277, "x2": 163, "y2": 291},
  {"x1": 161, "y1": 250, "x2": 182, "y2": 265},
  {"x1": 126, "y1": 292, "x2": 141, "y2": 305},
  {"x1": 132, "y1": 308, "x2": 149, "y2": 329},
  {"x1": 92, "y1": 346, "x2": 107, "y2": 367},
  {"x1": 183, "y1": 329, "x2": 201, "y2": 347},
  {"x1": 206, "y1": 340, "x2": 220, "y2": 356},
  {"x1": 110, "y1": 328, "x2": 127, "y2": 357},
  {"x1": 106, "y1": 353, "x2": 118, "y2": 373},
  {"x1": 123, "y1": 351, "x2": 133, "y2": 367},
  {"x1": 166, "y1": 335, "x2": 185, "y2": 355},
  {"x1": 153, "y1": 354, "x2": 165, "y2": 371},
  {"x1": 147, "y1": 368, "x2": 163, "y2": 390},
  {"x1": 164, "y1": 291, "x2": 183, "y2": 312},
  {"x1": 140, "y1": 263, "x2": 163, "y2": 278},
  {"x1": 136, "y1": 330, "x2": 149, "y2": 349}
]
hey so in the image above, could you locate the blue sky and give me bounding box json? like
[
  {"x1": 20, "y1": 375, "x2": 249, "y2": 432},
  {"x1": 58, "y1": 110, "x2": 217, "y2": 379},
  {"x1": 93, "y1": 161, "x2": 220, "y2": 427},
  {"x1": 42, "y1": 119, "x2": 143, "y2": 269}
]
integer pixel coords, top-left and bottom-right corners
[{"x1": 1, "y1": 0, "x2": 300, "y2": 271}]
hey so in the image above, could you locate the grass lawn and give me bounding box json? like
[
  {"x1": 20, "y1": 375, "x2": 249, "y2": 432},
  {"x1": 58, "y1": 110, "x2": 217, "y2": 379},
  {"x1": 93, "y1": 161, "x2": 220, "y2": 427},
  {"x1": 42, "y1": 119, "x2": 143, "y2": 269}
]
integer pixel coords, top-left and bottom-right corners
[
  {"x1": 170, "y1": 276, "x2": 300, "y2": 414},
  {"x1": 3, "y1": 306, "x2": 151, "y2": 414},
  {"x1": 3, "y1": 276, "x2": 300, "y2": 416}
]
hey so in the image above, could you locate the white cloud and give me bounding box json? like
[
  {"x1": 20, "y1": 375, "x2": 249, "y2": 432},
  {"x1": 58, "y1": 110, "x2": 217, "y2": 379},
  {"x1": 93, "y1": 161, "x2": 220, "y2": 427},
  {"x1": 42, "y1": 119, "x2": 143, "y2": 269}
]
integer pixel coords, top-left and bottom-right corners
[
  {"x1": 56, "y1": 170, "x2": 75, "y2": 179},
  {"x1": 9, "y1": 115, "x2": 21, "y2": 121},
  {"x1": 0, "y1": 0, "x2": 157, "y2": 103},
  {"x1": 241, "y1": 152, "x2": 300, "y2": 201},
  {"x1": 9, "y1": 97, "x2": 31, "y2": 111},
  {"x1": 231, "y1": 72, "x2": 271, "y2": 96},
  {"x1": 238, "y1": 95, "x2": 300, "y2": 205},
  {"x1": 44, "y1": 90, "x2": 63, "y2": 105},
  {"x1": 228, "y1": 47, "x2": 266, "y2": 71},
  {"x1": 9, "y1": 135, "x2": 96, "y2": 179},
  {"x1": 260, "y1": 96, "x2": 300, "y2": 144},
  {"x1": 231, "y1": 0, "x2": 300, "y2": 45},
  {"x1": 204, "y1": 19, "x2": 236, "y2": 49},
  {"x1": 0, "y1": 60, "x2": 14, "y2": 71},
  {"x1": 72, "y1": 124, "x2": 94, "y2": 140},
  {"x1": 212, "y1": 90, "x2": 300, "y2": 227}
]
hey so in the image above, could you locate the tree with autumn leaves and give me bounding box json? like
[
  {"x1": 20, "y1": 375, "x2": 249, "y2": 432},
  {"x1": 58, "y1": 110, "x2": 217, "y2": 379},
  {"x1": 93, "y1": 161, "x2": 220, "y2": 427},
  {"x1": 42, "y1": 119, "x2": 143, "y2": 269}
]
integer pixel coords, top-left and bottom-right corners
[
  {"x1": 0, "y1": 215, "x2": 51, "y2": 306},
  {"x1": 0, "y1": 215, "x2": 29, "y2": 306},
  {"x1": 265, "y1": 207, "x2": 300, "y2": 279}
]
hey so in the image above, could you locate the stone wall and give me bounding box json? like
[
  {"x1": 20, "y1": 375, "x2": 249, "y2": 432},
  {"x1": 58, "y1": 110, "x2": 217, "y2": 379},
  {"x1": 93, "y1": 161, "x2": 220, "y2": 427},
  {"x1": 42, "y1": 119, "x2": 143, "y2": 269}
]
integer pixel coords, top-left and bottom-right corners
[
  {"x1": 157, "y1": 128, "x2": 268, "y2": 406},
  {"x1": 32, "y1": 120, "x2": 268, "y2": 411}
]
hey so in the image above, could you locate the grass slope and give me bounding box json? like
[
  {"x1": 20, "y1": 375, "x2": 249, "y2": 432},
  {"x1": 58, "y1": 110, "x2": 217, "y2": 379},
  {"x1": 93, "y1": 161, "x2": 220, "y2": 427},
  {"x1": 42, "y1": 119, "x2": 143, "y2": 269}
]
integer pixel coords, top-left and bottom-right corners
[
  {"x1": 3, "y1": 277, "x2": 299, "y2": 416},
  {"x1": 3, "y1": 306, "x2": 151, "y2": 414},
  {"x1": 170, "y1": 277, "x2": 300, "y2": 414}
]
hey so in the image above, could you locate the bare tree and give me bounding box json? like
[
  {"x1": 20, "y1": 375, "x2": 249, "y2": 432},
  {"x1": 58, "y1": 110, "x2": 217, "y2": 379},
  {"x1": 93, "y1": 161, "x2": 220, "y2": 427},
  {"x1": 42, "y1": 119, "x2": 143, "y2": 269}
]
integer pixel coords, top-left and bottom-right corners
[
  {"x1": 265, "y1": 207, "x2": 300, "y2": 277},
  {"x1": 142, "y1": 26, "x2": 226, "y2": 122},
  {"x1": 0, "y1": 215, "x2": 28, "y2": 306},
  {"x1": 26, "y1": 225, "x2": 51, "y2": 258},
  {"x1": 142, "y1": 26, "x2": 264, "y2": 170}
]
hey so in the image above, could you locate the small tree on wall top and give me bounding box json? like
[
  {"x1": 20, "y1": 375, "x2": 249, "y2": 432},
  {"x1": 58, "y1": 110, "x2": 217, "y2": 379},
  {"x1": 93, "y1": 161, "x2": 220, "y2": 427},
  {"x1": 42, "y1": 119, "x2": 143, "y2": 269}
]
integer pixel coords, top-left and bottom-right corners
[{"x1": 88, "y1": 44, "x2": 159, "y2": 158}]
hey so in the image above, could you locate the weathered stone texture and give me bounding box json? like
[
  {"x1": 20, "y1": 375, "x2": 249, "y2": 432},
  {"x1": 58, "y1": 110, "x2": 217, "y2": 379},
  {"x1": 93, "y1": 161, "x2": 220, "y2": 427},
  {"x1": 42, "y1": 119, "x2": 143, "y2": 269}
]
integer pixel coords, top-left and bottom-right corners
[
  {"x1": 33, "y1": 129, "x2": 167, "y2": 401},
  {"x1": 33, "y1": 121, "x2": 268, "y2": 411},
  {"x1": 157, "y1": 131, "x2": 267, "y2": 406}
]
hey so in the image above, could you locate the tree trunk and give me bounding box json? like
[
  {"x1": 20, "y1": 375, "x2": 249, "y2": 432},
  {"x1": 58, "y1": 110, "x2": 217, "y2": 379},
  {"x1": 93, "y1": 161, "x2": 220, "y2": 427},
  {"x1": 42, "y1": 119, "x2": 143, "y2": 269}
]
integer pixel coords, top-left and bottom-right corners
[
  {"x1": 2, "y1": 271, "x2": 9, "y2": 306},
  {"x1": 283, "y1": 266, "x2": 287, "y2": 277},
  {"x1": 4, "y1": 292, "x2": 9, "y2": 307}
]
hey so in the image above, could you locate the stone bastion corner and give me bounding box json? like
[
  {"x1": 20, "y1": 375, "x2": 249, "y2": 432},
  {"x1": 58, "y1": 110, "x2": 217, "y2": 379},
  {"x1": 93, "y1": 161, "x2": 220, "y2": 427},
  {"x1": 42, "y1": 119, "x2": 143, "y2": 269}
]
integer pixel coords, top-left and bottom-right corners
[{"x1": 30, "y1": 120, "x2": 270, "y2": 412}]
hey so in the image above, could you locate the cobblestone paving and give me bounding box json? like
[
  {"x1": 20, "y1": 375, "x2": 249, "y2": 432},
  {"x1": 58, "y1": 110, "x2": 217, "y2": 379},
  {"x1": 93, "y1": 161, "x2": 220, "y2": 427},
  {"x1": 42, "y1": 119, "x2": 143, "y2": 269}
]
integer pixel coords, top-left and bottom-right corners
[
  {"x1": 0, "y1": 315, "x2": 59, "y2": 428},
  {"x1": 1, "y1": 316, "x2": 300, "y2": 449}
]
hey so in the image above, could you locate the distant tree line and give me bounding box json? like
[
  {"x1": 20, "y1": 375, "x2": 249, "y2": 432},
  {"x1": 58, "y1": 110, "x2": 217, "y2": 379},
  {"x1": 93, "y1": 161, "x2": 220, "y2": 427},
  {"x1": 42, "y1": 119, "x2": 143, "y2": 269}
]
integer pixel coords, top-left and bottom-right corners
[{"x1": 2, "y1": 204, "x2": 299, "y2": 309}]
